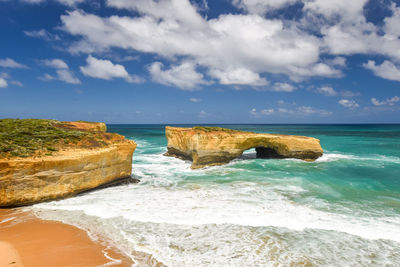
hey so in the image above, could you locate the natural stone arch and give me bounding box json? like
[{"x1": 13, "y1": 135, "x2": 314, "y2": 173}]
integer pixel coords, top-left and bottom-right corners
[{"x1": 164, "y1": 126, "x2": 323, "y2": 169}]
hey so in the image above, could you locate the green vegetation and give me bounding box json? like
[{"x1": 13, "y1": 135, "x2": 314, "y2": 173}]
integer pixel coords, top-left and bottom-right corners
[
  {"x1": 0, "y1": 119, "x2": 101, "y2": 158},
  {"x1": 193, "y1": 126, "x2": 240, "y2": 132}
]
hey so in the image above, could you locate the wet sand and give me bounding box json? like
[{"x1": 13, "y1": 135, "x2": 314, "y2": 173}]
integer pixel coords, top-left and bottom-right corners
[{"x1": 0, "y1": 208, "x2": 133, "y2": 267}]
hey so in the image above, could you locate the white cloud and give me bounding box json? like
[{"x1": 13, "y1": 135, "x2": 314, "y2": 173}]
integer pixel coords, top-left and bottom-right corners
[
  {"x1": 338, "y1": 99, "x2": 359, "y2": 109},
  {"x1": 0, "y1": 58, "x2": 28, "y2": 69},
  {"x1": 371, "y1": 96, "x2": 400, "y2": 106},
  {"x1": 198, "y1": 110, "x2": 210, "y2": 118},
  {"x1": 60, "y1": 6, "x2": 340, "y2": 86},
  {"x1": 363, "y1": 60, "x2": 400, "y2": 82},
  {"x1": 0, "y1": 78, "x2": 7, "y2": 88},
  {"x1": 20, "y1": 0, "x2": 44, "y2": 3},
  {"x1": 20, "y1": 0, "x2": 84, "y2": 5},
  {"x1": 384, "y1": 3, "x2": 400, "y2": 39},
  {"x1": 250, "y1": 106, "x2": 331, "y2": 117},
  {"x1": 304, "y1": 0, "x2": 368, "y2": 21},
  {"x1": 0, "y1": 72, "x2": 9, "y2": 79},
  {"x1": 190, "y1": 98, "x2": 201, "y2": 102},
  {"x1": 0, "y1": 72, "x2": 22, "y2": 87},
  {"x1": 43, "y1": 59, "x2": 69, "y2": 69},
  {"x1": 149, "y1": 61, "x2": 207, "y2": 90},
  {"x1": 317, "y1": 3, "x2": 400, "y2": 63},
  {"x1": 39, "y1": 73, "x2": 55, "y2": 81},
  {"x1": 209, "y1": 67, "x2": 268, "y2": 86},
  {"x1": 107, "y1": 0, "x2": 204, "y2": 26},
  {"x1": 340, "y1": 90, "x2": 360, "y2": 97},
  {"x1": 316, "y1": 86, "x2": 337, "y2": 96},
  {"x1": 260, "y1": 108, "x2": 275, "y2": 115},
  {"x1": 56, "y1": 69, "x2": 81, "y2": 84},
  {"x1": 41, "y1": 58, "x2": 81, "y2": 84},
  {"x1": 296, "y1": 106, "x2": 331, "y2": 116},
  {"x1": 327, "y1": 57, "x2": 347, "y2": 67},
  {"x1": 57, "y1": 0, "x2": 84, "y2": 5},
  {"x1": 272, "y1": 82, "x2": 296, "y2": 92},
  {"x1": 233, "y1": 0, "x2": 298, "y2": 14},
  {"x1": 80, "y1": 55, "x2": 143, "y2": 83},
  {"x1": 24, "y1": 29, "x2": 60, "y2": 41},
  {"x1": 10, "y1": 80, "x2": 23, "y2": 87}
]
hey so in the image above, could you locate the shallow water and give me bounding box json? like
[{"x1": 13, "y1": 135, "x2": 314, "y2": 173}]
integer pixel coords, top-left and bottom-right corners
[{"x1": 30, "y1": 124, "x2": 400, "y2": 266}]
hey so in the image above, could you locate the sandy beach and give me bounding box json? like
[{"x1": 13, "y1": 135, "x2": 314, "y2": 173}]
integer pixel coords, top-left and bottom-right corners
[{"x1": 0, "y1": 208, "x2": 133, "y2": 267}]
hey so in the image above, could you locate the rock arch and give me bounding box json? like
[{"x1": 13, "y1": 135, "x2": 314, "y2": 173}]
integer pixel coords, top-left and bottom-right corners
[{"x1": 164, "y1": 126, "x2": 323, "y2": 169}]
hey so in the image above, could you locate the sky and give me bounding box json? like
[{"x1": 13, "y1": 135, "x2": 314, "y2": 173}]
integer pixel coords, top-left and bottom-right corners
[{"x1": 1, "y1": 0, "x2": 400, "y2": 124}]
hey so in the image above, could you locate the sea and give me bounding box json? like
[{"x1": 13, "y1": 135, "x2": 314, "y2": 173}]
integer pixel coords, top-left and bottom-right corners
[{"x1": 28, "y1": 124, "x2": 400, "y2": 266}]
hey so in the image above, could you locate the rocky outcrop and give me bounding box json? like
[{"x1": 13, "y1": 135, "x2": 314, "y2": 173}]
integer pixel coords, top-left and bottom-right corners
[
  {"x1": 0, "y1": 120, "x2": 136, "y2": 206},
  {"x1": 165, "y1": 126, "x2": 323, "y2": 169}
]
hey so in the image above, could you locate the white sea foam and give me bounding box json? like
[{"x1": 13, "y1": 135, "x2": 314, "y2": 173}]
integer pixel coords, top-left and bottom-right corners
[
  {"x1": 31, "y1": 181, "x2": 400, "y2": 243},
  {"x1": 315, "y1": 153, "x2": 355, "y2": 162},
  {"x1": 27, "y1": 141, "x2": 400, "y2": 266},
  {"x1": 316, "y1": 152, "x2": 400, "y2": 164},
  {"x1": 0, "y1": 216, "x2": 15, "y2": 224}
]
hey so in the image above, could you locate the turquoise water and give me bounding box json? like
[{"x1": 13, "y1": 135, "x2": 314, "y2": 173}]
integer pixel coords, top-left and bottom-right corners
[{"x1": 30, "y1": 125, "x2": 400, "y2": 266}]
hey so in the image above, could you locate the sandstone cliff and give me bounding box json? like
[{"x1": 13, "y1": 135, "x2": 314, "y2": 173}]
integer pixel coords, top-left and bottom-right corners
[
  {"x1": 0, "y1": 119, "x2": 136, "y2": 206},
  {"x1": 165, "y1": 126, "x2": 323, "y2": 169}
]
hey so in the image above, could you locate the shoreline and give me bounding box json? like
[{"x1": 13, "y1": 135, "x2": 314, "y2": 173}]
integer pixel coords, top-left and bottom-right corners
[{"x1": 0, "y1": 208, "x2": 133, "y2": 267}]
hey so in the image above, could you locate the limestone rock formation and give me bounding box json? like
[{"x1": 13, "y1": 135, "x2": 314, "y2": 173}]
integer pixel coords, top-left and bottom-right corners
[
  {"x1": 165, "y1": 126, "x2": 323, "y2": 169},
  {"x1": 0, "y1": 119, "x2": 136, "y2": 206}
]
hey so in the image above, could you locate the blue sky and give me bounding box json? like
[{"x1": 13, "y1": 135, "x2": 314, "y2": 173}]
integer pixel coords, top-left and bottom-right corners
[{"x1": 1, "y1": 0, "x2": 400, "y2": 123}]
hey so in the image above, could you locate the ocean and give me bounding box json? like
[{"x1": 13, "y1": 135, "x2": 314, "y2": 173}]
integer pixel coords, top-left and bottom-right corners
[{"x1": 28, "y1": 124, "x2": 400, "y2": 266}]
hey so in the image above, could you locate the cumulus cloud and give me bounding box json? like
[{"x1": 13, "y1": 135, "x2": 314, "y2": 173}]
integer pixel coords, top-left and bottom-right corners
[
  {"x1": 149, "y1": 61, "x2": 207, "y2": 90},
  {"x1": 272, "y1": 82, "x2": 296, "y2": 92},
  {"x1": 363, "y1": 60, "x2": 400, "y2": 82},
  {"x1": 43, "y1": 59, "x2": 69, "y2": 69},
  {"x1": 80, "y1": 55, "x2": 143, "y2": 83},
  {"x1": 338, "y1": 99, "x2": 359, "y2": 109},
  {"x1": 233, "y1": 0, "x2": 298, "y2": 14},
  {"x1": 59, "y1": 6, "x2": 341, "y2": 86},
  {"x1": 24, "y1": 29, "x2": 60, "y2": 41},
  {"x1": 209, "y1": 67, "x2": 268, "y2": 86},
  {"x1": 371, "y1": 96, "x2": 400, "y2": 106},
  {"x1": 0, "y1": 72, "x2": 23, "y2": 87},
  {"x1": 0, "y1": 58, "x2": 28, "y2": 69},
  {"x1": 304, "y1": 0, "x2": 368, "y2": 21},
  {"x1": 41, "y1": 58, "x2": 81, "y2": 84},
  {"x1": 0, "y1": 78, "x2": 7, "y2": 88},
  {"x1": 107, "y1": 0, "x2": 203, "y2": 26},
  {"x1": 316, "y1": 86, "x2": 337, "y2": 96},
  {"x1": 318, "y1": 3, "x2": 400, "y2": 63}
]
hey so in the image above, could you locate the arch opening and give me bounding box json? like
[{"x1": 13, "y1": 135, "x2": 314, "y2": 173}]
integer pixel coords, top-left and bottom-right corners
[{"x1": 255, "y1": 147, "x2": 284, "y2": 159}]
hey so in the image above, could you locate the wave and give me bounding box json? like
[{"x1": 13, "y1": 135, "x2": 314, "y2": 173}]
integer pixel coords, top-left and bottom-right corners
[
  {"x1": 27, "y1": 137, "x2": 400, "y2": 266},
  {"x1": 30, "y1": 180, "x2": 400, "y2": 243}
]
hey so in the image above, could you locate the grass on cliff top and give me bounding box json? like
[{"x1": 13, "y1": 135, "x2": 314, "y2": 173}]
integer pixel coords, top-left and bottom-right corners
[
  {"x1": 193, "y1": 126, "x2": 241, "y2": 132},
  {"x1": 0, "y1": 119, "x2": 106, "y2": 158}
]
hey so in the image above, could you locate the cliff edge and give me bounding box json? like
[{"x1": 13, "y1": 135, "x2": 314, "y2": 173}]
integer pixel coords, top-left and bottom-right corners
[
  {"x1": 165, "y1": 126, "x2": 323, "y2": 169},
  {"x1": 0, "y1": 119, "x2": 136, "y2": 206}
]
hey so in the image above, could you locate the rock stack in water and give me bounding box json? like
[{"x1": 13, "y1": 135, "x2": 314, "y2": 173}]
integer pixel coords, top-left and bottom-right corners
[
  {"x1": 0, "y1": 119, "x2": 136, "y2": 206},
  {"x1": 165, "y1": 126, "x2": 323, "y2": 169}
]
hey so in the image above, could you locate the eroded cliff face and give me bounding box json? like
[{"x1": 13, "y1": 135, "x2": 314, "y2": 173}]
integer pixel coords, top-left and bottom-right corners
[
  {"x1": 0, "y1": 120, "x2": 136, "y2": 206},
  {"x1": 165, "y1": 126, "x2": 323, "y2": 169}
]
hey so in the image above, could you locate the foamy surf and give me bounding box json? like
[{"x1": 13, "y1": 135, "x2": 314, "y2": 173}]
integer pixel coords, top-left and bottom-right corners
[{"x1": 28, "y1": 124, "x2": 400, "y2": 266}]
